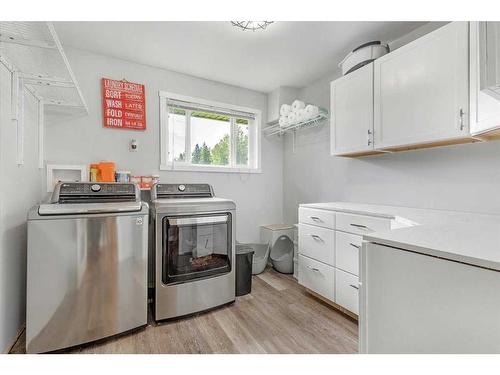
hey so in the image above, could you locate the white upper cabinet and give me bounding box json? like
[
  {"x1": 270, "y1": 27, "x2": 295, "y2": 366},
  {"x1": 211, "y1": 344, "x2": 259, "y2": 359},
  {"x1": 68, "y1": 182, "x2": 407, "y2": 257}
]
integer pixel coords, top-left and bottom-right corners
[
  {"x1": 470, "y1": 22, "x2": 500, "y2": 136},
  {"x1": 373, "y1": 22, "x2": 470, "y2": 149},
  {"x1": 330, "y1": 63, "x2": 374, "y2": 155}
]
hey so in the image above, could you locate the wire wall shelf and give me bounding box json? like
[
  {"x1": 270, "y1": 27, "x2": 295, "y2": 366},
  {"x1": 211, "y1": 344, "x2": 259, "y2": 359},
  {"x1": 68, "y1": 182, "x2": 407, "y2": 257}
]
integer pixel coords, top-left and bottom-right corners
[
  {"x1": 263, "y1": 112, "x2": 329, "y2": 137},
  {"x1": 0, "y1": 21, "x2": 88, "y2": 115},
  {"x1": 0, "y1": 22, "x2": 89, "y2": 168}
]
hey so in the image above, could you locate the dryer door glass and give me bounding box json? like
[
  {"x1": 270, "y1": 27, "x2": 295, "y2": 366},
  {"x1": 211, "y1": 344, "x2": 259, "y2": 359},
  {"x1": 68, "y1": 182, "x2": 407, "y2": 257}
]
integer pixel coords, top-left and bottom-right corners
[{"x1": 163, "y1": 214, "x2": 232, "y2": 284}]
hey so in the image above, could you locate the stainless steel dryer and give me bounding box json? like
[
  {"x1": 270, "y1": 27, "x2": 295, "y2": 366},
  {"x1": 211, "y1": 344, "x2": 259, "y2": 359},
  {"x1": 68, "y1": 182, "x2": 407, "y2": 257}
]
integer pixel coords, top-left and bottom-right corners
[
  {"x1": 26, "y1": 182, "x2": 148, "y2": 353},
  {"x1": 151, "y1": 183, "x2": 235, "y2": 321}
]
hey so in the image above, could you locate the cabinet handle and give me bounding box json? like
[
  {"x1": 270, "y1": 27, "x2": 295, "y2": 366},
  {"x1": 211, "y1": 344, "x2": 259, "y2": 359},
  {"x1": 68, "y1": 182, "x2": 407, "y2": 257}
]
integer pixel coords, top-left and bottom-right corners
[
  {"x1": 350, "y1": 284, "x2": 359, "y2": 290},
  {"x1": 310, "y1": 234, "x2": 323, "y2": 242},
  {"x1": 349, "y1": 243, "x2": 361, "y2": 249},
  {"x1": 307, "y1": 266, "x2": 321, "y2": 273},
  {"x1": 350, "y1": 223, "x2": 368, "y2": 229},
  {"x1": 310, "y1": 216, "x2": 322, "y2": 222},
  {"x1": 367, "y1": 129, "x2": 372, "y2": 146},
  {"x1": 459, "y1": 108, "x2": 465, "y2": 131}
]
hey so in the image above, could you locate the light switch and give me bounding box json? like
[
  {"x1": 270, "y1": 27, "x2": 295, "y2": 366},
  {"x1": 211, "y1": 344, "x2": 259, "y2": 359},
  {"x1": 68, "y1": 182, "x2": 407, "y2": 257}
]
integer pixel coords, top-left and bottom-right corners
[{"x1": 130, "y1": 139, "x2": 138, "y2": 152}]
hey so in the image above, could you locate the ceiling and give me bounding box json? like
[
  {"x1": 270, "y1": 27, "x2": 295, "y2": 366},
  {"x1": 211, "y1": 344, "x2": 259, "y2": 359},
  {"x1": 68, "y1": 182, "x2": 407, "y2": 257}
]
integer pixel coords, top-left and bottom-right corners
[{"x1": 54, "y1": 21, "x2": 425, "y2": 93}]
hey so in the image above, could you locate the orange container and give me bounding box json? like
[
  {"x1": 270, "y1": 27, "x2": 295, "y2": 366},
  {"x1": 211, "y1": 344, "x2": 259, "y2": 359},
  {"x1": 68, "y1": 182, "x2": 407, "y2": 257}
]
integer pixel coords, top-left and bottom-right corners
[{"x1": 98, "y1": 162, "x2": 116, "y2": 182}]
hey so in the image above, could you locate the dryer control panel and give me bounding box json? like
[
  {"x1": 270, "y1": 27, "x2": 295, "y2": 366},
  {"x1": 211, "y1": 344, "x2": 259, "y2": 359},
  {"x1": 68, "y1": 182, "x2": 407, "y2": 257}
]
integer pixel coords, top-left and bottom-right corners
[{"x1": 152, "y1": 184, "x2": 214, "y2": 199}]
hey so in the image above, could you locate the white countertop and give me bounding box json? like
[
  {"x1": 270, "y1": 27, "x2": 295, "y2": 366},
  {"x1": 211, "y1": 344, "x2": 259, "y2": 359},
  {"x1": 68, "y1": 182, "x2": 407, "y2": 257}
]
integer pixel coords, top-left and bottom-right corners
[{"x1": 300, "y1": 202, "x2": 500, "y2": 271}]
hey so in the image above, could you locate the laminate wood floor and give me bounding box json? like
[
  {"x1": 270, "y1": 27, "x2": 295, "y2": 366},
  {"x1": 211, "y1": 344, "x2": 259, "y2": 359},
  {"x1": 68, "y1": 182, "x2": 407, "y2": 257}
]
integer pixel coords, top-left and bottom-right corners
[{"x1": 10, "y1": 268, "x2": 358, "y2": 354}]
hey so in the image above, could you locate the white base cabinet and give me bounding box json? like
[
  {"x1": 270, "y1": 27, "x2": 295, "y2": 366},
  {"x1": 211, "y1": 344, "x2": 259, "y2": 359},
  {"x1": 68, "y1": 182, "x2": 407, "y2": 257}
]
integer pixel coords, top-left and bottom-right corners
[
  {"x1": 360, "y1": 243, "x2": 500, "y2": 353},
  {"x1": 298, "y1": 207, "x2": 392, "y2": 317}
]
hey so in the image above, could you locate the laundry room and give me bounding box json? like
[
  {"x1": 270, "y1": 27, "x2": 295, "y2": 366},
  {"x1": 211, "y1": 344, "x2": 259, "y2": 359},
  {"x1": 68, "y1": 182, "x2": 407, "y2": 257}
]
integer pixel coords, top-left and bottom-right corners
[{"x1": 2, "y1": 1, "x2": 500, "y2": 372}]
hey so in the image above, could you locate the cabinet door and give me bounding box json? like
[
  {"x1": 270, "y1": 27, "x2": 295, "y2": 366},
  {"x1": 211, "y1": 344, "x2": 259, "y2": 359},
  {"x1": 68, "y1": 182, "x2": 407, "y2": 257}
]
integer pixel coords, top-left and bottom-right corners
[
  {"x1": 374, "y1": 22, "x2": 469, "y2": 149},
  {"x1": 470, "y1": 21, "x2": 500, "y2": 135},
  {"x1": 484, "y1": 22, "x2": 500, "y2": 94},
  {"x1": 335, "y1": 268, "x2": 359, "y2": 315},
  {"x1": 298, "y1": 255, "x2": 335, "y2": 302},
  {"x1": 335, "y1": 231, "x2": 361, "y2": 276},
  {"x1": 361, "y1": 243, "x2": 500, "y2": 353},
  {"x1": 298, "y1": 224, "x2": 335, "y2": 266},
  {"x1": 330, "y1": 63, "x2": 374, "y2": 155}
]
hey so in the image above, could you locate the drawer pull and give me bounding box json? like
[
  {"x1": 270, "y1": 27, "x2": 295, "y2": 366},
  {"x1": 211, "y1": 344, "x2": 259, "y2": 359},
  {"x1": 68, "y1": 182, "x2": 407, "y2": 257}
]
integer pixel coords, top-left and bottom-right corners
[
  {"x1": 349, "y1": 284, "x2": 359, "y2": 290},
  {"x1": 310, "y1": 216, "x2": 323, "y2": 222},
  {"x1": 310, "y1": 234, "x2": 323, "y2": 242},
  {"x1": 307, "y1": 265, "x2": 321, "y2": 273},
  {"x1": 350, "y1": 223, "x2": 369, "y2": 230},
  {"x1": 349, "y1": 243, "x2": 361, "y2": 249}
]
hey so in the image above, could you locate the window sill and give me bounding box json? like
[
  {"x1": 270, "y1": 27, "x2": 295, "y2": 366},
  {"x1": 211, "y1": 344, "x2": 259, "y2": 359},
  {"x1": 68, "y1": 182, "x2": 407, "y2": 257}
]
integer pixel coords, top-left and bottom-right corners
[{"x1": 160, "y1": 164, "x2": 262, "y2": 174}]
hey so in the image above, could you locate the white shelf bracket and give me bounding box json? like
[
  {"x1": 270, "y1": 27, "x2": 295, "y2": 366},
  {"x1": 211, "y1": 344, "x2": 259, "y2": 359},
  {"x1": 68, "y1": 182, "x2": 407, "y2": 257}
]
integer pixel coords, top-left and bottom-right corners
[
  {"x1": 38, "y1": 99, "x2": 44, "y2": 169},
  {"x1": 11, "y1": 70, "x2": 19, "y2": 120},
  {"x1": 16, "y1": 78, "x2": 24, "y2": 165},
  {"x1": 292, "y1": 130, "x2": 296, "y2": 154},
  {"x1": 46, "y1": 22, "x2": 89, "y2": 113},
  {"x1": 0, "y1": 53, "x2": 15, "y2": 72}
]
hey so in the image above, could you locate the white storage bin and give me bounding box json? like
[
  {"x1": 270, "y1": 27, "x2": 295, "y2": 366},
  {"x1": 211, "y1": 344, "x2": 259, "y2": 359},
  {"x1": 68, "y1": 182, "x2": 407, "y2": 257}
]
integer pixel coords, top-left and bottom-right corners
[{"x1": 339, "y1": 41, "x2": 389, "y2": 76}]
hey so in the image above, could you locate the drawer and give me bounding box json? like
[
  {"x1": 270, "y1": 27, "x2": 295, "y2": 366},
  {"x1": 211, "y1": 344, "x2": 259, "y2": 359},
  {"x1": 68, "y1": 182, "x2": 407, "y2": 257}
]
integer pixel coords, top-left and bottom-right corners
[
  {"x1": 335, "y1": 231, "x2": 361, "y2": 276},
  {"x1": 298, "y1": 255, "x2": 335, "y2": 302},
  {"x1": 335, "y1": 268, "x2": 359, "y2": 315},
  {"x1": 298, "y1": 224, "x2": 335, "y2": 266},
  {"x1": 299, "y1": 207, "x2": 335, "y2": 229},
  {"x1": 336, "y1": 212, "x2": 391, "y2": 235}
]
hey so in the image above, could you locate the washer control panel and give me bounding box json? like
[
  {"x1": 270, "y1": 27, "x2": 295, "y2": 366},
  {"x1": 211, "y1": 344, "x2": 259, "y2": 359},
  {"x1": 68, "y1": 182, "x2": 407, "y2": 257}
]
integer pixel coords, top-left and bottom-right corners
[{"x1": 55, "y1": 182, "x2": 138, "y2": 203}]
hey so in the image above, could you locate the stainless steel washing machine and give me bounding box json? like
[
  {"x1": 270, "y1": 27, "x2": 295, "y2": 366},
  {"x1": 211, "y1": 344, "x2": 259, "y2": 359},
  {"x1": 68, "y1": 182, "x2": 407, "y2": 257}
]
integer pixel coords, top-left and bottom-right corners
[
  {"x1": 26, "y1": 182, "x2": 148, "y2": 353},
  {"x1": 151, "y1": 183, "x2": 235, "y2": 321}
]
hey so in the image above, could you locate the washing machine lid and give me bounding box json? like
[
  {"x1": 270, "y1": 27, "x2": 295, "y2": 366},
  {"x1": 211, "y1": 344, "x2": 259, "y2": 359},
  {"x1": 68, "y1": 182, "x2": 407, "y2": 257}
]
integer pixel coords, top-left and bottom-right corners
[{"x1": 38, "y1": 202, "x2": 143, "y2": 215}]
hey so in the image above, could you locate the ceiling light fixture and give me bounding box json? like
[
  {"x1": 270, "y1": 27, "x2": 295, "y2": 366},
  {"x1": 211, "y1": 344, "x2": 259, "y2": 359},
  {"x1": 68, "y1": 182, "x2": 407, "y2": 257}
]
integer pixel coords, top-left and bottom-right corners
[{"x1": 231, "y1": 21, "x2": 273, "y2": 32}]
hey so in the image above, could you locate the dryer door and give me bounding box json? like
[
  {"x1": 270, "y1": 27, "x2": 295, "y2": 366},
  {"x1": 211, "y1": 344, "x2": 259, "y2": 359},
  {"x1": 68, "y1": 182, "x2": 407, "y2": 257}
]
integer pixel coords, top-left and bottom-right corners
[{"x1": 162, "y1": 213, "x2": 232, "y2": 284}]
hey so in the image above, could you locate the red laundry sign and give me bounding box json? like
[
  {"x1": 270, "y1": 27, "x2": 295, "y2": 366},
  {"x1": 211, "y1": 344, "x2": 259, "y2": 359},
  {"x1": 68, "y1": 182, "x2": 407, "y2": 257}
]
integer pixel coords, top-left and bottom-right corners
[{"x1": 102, "y1": 78, "x2": 146, "y2": 130}]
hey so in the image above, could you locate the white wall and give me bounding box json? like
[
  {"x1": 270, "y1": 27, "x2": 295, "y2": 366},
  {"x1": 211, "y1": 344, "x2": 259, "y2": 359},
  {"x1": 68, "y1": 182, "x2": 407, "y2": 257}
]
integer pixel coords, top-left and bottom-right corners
[
  {"x1": 45, "y1": 48, "x2": 283, "y2": 243},
  {"x1": 0, "y1": 64, "x2": 43, "y2": 352},
  {"x1": 283, "y1": 24, "x2": 500, "y2": 224}
]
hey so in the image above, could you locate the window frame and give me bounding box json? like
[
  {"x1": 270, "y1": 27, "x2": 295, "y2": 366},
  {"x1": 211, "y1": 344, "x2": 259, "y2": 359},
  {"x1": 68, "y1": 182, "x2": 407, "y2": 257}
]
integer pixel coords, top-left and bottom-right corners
[{"x1": 159, "y1": 91, "x2": 262, "y2": 173}]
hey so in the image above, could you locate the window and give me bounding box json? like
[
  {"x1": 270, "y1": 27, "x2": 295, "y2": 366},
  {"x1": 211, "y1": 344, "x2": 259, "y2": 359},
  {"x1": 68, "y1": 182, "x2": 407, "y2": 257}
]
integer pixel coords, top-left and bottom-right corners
[{"x1": 160, "y1": 92, "x2": 261, "y2": 173}]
